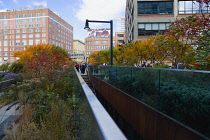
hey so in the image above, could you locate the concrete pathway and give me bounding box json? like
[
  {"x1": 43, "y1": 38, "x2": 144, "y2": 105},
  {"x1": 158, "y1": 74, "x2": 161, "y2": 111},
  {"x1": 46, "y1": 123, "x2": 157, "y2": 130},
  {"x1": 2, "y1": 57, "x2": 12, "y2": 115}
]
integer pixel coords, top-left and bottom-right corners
[{"x1": 0, "y1": 101, "x2": 23, "y2": 139}]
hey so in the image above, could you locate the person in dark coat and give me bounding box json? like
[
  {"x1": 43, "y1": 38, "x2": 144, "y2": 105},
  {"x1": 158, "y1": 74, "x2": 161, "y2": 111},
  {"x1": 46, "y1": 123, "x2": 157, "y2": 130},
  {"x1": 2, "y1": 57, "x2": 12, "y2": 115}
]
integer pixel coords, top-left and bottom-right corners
[
  {"x1": 80, "y1": 63, "x2": 86, "y2": 74},
  {"x1": 74, "y1": 63, "x2": 79, "y2": 72}
]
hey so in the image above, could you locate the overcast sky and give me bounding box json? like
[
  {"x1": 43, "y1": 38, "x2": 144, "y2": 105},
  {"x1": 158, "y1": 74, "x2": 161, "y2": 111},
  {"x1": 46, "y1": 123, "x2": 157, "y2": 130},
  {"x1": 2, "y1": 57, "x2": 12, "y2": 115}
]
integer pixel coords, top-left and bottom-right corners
[{"x1": 0, "y1": 0, "x2": 126, "y2": 42}]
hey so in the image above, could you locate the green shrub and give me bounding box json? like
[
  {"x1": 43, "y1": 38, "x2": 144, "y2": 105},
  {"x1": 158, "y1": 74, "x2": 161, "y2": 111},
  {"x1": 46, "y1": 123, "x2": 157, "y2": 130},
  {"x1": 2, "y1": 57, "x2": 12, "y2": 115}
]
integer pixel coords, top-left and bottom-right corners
[{"x1": 158, "y1": 81, "x2": 210, "y2": 137}]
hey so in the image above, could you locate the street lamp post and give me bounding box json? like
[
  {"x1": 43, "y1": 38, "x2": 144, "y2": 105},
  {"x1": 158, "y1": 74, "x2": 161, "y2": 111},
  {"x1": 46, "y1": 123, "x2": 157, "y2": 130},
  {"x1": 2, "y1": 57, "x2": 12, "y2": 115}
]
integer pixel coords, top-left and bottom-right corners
[{"x1": 84, "y1": 19, "x2": 113, "y2": 65}]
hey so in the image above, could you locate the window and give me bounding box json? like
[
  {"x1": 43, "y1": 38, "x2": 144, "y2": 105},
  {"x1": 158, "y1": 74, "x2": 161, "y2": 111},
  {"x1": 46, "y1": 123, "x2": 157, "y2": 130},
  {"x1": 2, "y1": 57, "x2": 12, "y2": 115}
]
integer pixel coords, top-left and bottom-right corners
[
  {"x1": 35, "y1": 24, "x2": 40, "y2": 27},
  {"x1": 86, "y1": 41, "x2": 92, "y2": 44},
  {"x1": 22, "y1": 25, "x2": 27, "y2": 28},
  {"x1": 28, "y1": 24, "x2": 33, "y2": 27},
  {"x1": 28, "y1": 13, "x2": 33, "y2": 17},
  {"x1": 94, "y1": 41, "x2": 100, "y2": 44},
  {"x1": 22, "y1": 30, "x2": 27, "y2": 33},
  {"x1": 35, "y1": 18, "x2": 40, "y2": 22},
  {"x1": 16, "y1": 35, "x2": 20, "y2": 38},
  {"x1": 16, "y1": 30, "x2": 20, "y2": 34},
  {"x1": 4, "y1": 47, "x2": 8, "y2": 51},
  {"x1": 102, "y1": 40, "x2": 108, "y2": 44},
  {"x1": 86, "y1": 46, "x2": 92, "y2": 49},
  {"x1": 28, "y1": 29, "x2": 33, "y2": 33},
  {"x1": 28, "y1": 19, "x2": 33, "y2": 22},
  {"x1": 16, "y1": 15, "x2": 20, "y2": 18},
  {"x1": 2, "y1": 15, "x2": 7, "y2": 19},
  {"x1": 42, "y1": 29, "x2": 46, "y2": 32},
  {"x1": 3, "y1": 41, "x2": 8, "y2": 46},
  {"x1": 42, "y1": 23, "x2": 46, "y2": 27},
  {"x1": 86, "y1": 51, "x2": 91, "y2": 55},
  {"x1": 35, "y1": 39, "x2": 40, "y2": 44},
  {"x1": 117, "y1": 34, "x2": 124, "y2": 37},
  {"x1": 118, "y1": 40, "x2": 124, "y2": 44},
  {"x1": 22, "y1": 35, "x2": 26, "y2": 38},
  {"x1": 16, "y1": 25, "x2": 20, "y2": 28},
  {"x1": 42, "y1": 39, "x2": 46, "y2": 43},
  {"x1": 16, "y1": 40, "x2": 20, "y2": 46},
  {"x1": 35, "y1": 29, "x2": 40, "y2": 32},
  {"x1": 22, "y1": 40, "x2": 27, "y2": 45},
  {"x1": 22, "y1": 19, "x2": 26, "y2": 23},
  {"x1": 22, "y1": 14, "x2": 26, "y2": 18},
  {"x1": 42, "y1": 34, "x2": 46, "y2": 37},
  {"x1": 42, "y1": 18, "x2": 46, "y2": 21},
  {"x1": 35, "y1": 13, "x2": 40, "y2": 17},
  {"x1": 138, "y1": 1, "x2": 173, "y2": 15},
  {"x1": 3, "y1": 31, "x2": 8, "y2": 34},
  {"x1": 94, "y1": 46, "x2": 100, "y2": 49},
  {"x1": 178, "y1": 1, "x2": 210, "y2": 14},
  {"x1": 16, "y1": 20, "x2": 20, "y2": 23},
  {"x1": 29, "y1": 34, "x2": 33, "y2": 38},
  {"x1": 29, "y1": 40, "x2": 33, "y2": 45},
  {"x1": 3, "y1": 36, "x2": 8, "y2": 39},
  {"x1": 102, "y1": 46, "x2": 108, "y2": 49},
  {"x1": 138, "y1": 23, "x2": 170, "y2": 36},
  {"x1": 35, "y1": 34, "x2": 40, "y2": 38}
]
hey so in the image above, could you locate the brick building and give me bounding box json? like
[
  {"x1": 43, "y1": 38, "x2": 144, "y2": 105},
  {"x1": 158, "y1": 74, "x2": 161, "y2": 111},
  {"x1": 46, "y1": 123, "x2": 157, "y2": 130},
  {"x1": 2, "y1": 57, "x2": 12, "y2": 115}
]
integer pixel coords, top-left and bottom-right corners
[{"x1": 0, "y1": 6, "x2": 73, "y2": 64}]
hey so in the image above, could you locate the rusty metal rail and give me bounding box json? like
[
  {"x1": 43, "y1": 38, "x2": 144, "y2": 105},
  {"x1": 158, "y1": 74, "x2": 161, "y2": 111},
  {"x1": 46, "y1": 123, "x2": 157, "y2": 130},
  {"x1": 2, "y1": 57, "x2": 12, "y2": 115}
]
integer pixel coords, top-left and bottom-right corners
[{"x1": 89, "y1": 74, "x2": 209, "y2": 140}]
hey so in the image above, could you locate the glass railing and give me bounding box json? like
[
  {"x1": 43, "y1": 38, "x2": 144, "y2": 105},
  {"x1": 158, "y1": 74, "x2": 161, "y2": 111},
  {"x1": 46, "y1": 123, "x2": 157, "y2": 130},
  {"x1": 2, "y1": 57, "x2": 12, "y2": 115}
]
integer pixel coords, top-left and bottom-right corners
[
  {"x1": 88, "y1": 65, "x2": 210, "y2": 137},
  {"x1": 72, "y1": 67, "x2": 126, "y2": 140},
  {"x1": 71, "y1": 68, "x2": 100, "y2": 140}
]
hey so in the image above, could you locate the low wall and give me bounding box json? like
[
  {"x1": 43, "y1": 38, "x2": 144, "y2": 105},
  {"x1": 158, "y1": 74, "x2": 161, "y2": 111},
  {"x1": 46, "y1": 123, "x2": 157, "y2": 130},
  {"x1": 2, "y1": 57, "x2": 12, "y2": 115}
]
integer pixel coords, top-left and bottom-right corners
[{"x1": 89, "y1": 74, "x2": 209, "y2": 140}]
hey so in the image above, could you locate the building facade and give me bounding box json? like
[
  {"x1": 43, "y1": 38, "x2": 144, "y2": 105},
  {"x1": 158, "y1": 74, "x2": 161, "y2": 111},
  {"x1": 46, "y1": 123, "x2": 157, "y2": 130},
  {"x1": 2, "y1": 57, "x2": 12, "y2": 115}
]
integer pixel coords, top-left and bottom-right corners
[
  {"x1": 85, "y1": 32, "x2": 125, "y2": 59},
  {"x1": 116, "y1": 18, "x2": 125, "y2": 32},
  {"x1": 0, "y1": 6, "x2": 73, "y2": 64},
  {"x1": 72, "y1": 39, "x2": 85, "y2": 62},
  {"x1": 125, "y1": 0, "x2": 208, "y2": 43}
]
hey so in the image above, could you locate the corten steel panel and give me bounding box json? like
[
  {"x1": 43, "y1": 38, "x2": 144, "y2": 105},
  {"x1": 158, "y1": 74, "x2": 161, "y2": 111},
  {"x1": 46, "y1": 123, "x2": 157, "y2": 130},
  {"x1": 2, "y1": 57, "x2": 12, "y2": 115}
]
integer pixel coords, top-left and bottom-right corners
[{"x1": 89, "y1": 75, "x2": 208, "y2": 140}]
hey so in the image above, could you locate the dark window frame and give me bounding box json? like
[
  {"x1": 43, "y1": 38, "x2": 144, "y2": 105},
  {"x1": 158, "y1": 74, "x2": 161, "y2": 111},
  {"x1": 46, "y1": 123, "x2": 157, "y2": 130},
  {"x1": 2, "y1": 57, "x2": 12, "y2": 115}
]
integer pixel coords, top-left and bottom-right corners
[{"x1": 138, "y1": 1, "x2": 173, "y2": 15}]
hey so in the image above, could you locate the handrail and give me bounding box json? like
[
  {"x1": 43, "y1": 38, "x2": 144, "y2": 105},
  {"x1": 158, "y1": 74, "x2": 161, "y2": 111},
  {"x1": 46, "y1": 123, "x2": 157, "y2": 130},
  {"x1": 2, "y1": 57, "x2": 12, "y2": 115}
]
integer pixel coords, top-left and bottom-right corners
[{"x1": 75, "y1": 69, "x2": 127, "y2": 140}]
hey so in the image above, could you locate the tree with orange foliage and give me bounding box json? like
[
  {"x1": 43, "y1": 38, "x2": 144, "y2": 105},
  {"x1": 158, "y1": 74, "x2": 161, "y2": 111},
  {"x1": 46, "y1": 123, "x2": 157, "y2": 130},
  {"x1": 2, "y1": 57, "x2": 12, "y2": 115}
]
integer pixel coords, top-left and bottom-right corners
[
  {"x1": 89, "y1": 52, "x2": 101, "y2": 65},
  {"x1": 14, "y1": 44, "x2": 68, "y2": 77}
]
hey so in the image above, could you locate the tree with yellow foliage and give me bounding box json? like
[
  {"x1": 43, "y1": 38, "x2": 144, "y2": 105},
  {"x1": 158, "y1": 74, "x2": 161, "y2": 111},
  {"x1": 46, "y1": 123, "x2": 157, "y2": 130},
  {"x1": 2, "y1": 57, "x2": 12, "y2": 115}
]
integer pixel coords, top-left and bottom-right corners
[{"x1": 14, "y1": 44, "x2": 68, "y2": 77}]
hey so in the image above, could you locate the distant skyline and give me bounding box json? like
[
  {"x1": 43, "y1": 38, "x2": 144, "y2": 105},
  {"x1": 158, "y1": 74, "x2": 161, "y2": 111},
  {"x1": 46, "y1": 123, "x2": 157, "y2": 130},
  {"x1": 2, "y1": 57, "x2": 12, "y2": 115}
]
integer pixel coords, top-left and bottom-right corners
[{"x1": 0, "y1": 0, "x2": 126, "y2": 42}]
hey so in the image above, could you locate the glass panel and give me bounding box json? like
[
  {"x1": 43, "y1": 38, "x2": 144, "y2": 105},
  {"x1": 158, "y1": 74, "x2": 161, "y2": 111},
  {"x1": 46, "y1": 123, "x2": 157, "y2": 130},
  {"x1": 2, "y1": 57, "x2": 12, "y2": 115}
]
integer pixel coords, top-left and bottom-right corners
[
  {"x1": 152, "y1": 23, "x2": 158, "y2": 30},
  {"x1": 179, "y1": 1, "x2": 185, "y2": 11},
  {"x1": 152, "y1": 2, "x2": 158, "y2": 14},
  {"x1": 159, "y1": 23, "x2": 165, "y2": 30},
  {"x1": 145, "y1": 24, "x2": 152, "y2": 30},
  {"x1": 138, "y1": 24, "x2": 145, "y2": 29},
  {"x1": 186, "y1": 1, "x2": 193, "y2": 13},
  {"x1": 159, "y1": 2, "x2": 166, "y2": 14}
]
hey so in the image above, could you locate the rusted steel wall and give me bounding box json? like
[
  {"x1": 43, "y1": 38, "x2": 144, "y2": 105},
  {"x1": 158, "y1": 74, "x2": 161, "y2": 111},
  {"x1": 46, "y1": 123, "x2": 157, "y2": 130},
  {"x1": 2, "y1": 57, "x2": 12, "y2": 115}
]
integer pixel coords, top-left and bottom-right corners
[{"x1": 89, "y1": 75, "x2": 208, "y2": 140}]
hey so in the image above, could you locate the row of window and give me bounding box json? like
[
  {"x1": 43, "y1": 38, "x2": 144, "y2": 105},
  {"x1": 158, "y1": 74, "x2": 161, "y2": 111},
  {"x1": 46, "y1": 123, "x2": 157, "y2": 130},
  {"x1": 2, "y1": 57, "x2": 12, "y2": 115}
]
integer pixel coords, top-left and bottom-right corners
[
  {"x1": 0, "y1": 39, "x2": 46, "y2": 46},
  {"x1": 86, "y1": 45, "x2": 110, "y2": 50},
  {"x1": 138, "y1": 23, "x2": 169, "y2": 36},
  {"x1": 138, "y1": 1, "x2": 173, "y2": 15},
  {"x1": 138, "y1": 23, "x2": 170, "y2": 30},
  {"x1": 0, "y1": 34, "x2": 46, "y2": 39},
  {"x1": 0, "y1": 47, "x2": 25, "y2": 51},
  {"x1": 0, "y1": 28, "x2": 46, "y2": 34},
  {"x1": 0, "y1": 24, "x2": 45, "y2": 29},
  {"x1": 138, "y1": 1, "x2": 210, "y2": 15},
  {"x1": 0, "y1": 18, "x2": 45, "y2": 24},
  {"x1": 1, "y1": 13, "x2": 46, "y2": 19},
  {"x1": 179, "y1": 1, "x2": 210, "y2": 14},
  {"x1": 86, "y1": 40, "x2": 121, "y2": 44}
]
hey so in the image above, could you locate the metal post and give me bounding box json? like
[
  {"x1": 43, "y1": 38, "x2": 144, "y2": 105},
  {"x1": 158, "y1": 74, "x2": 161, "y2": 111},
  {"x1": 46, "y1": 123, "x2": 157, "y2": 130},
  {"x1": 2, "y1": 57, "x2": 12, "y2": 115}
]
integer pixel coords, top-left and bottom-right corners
[
  {"x1": 84, "y1": 19, "x2": 114, "y2": 65},
  {"x1": 110, "y1": 20, "x2": 113, "y2": 65}
]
